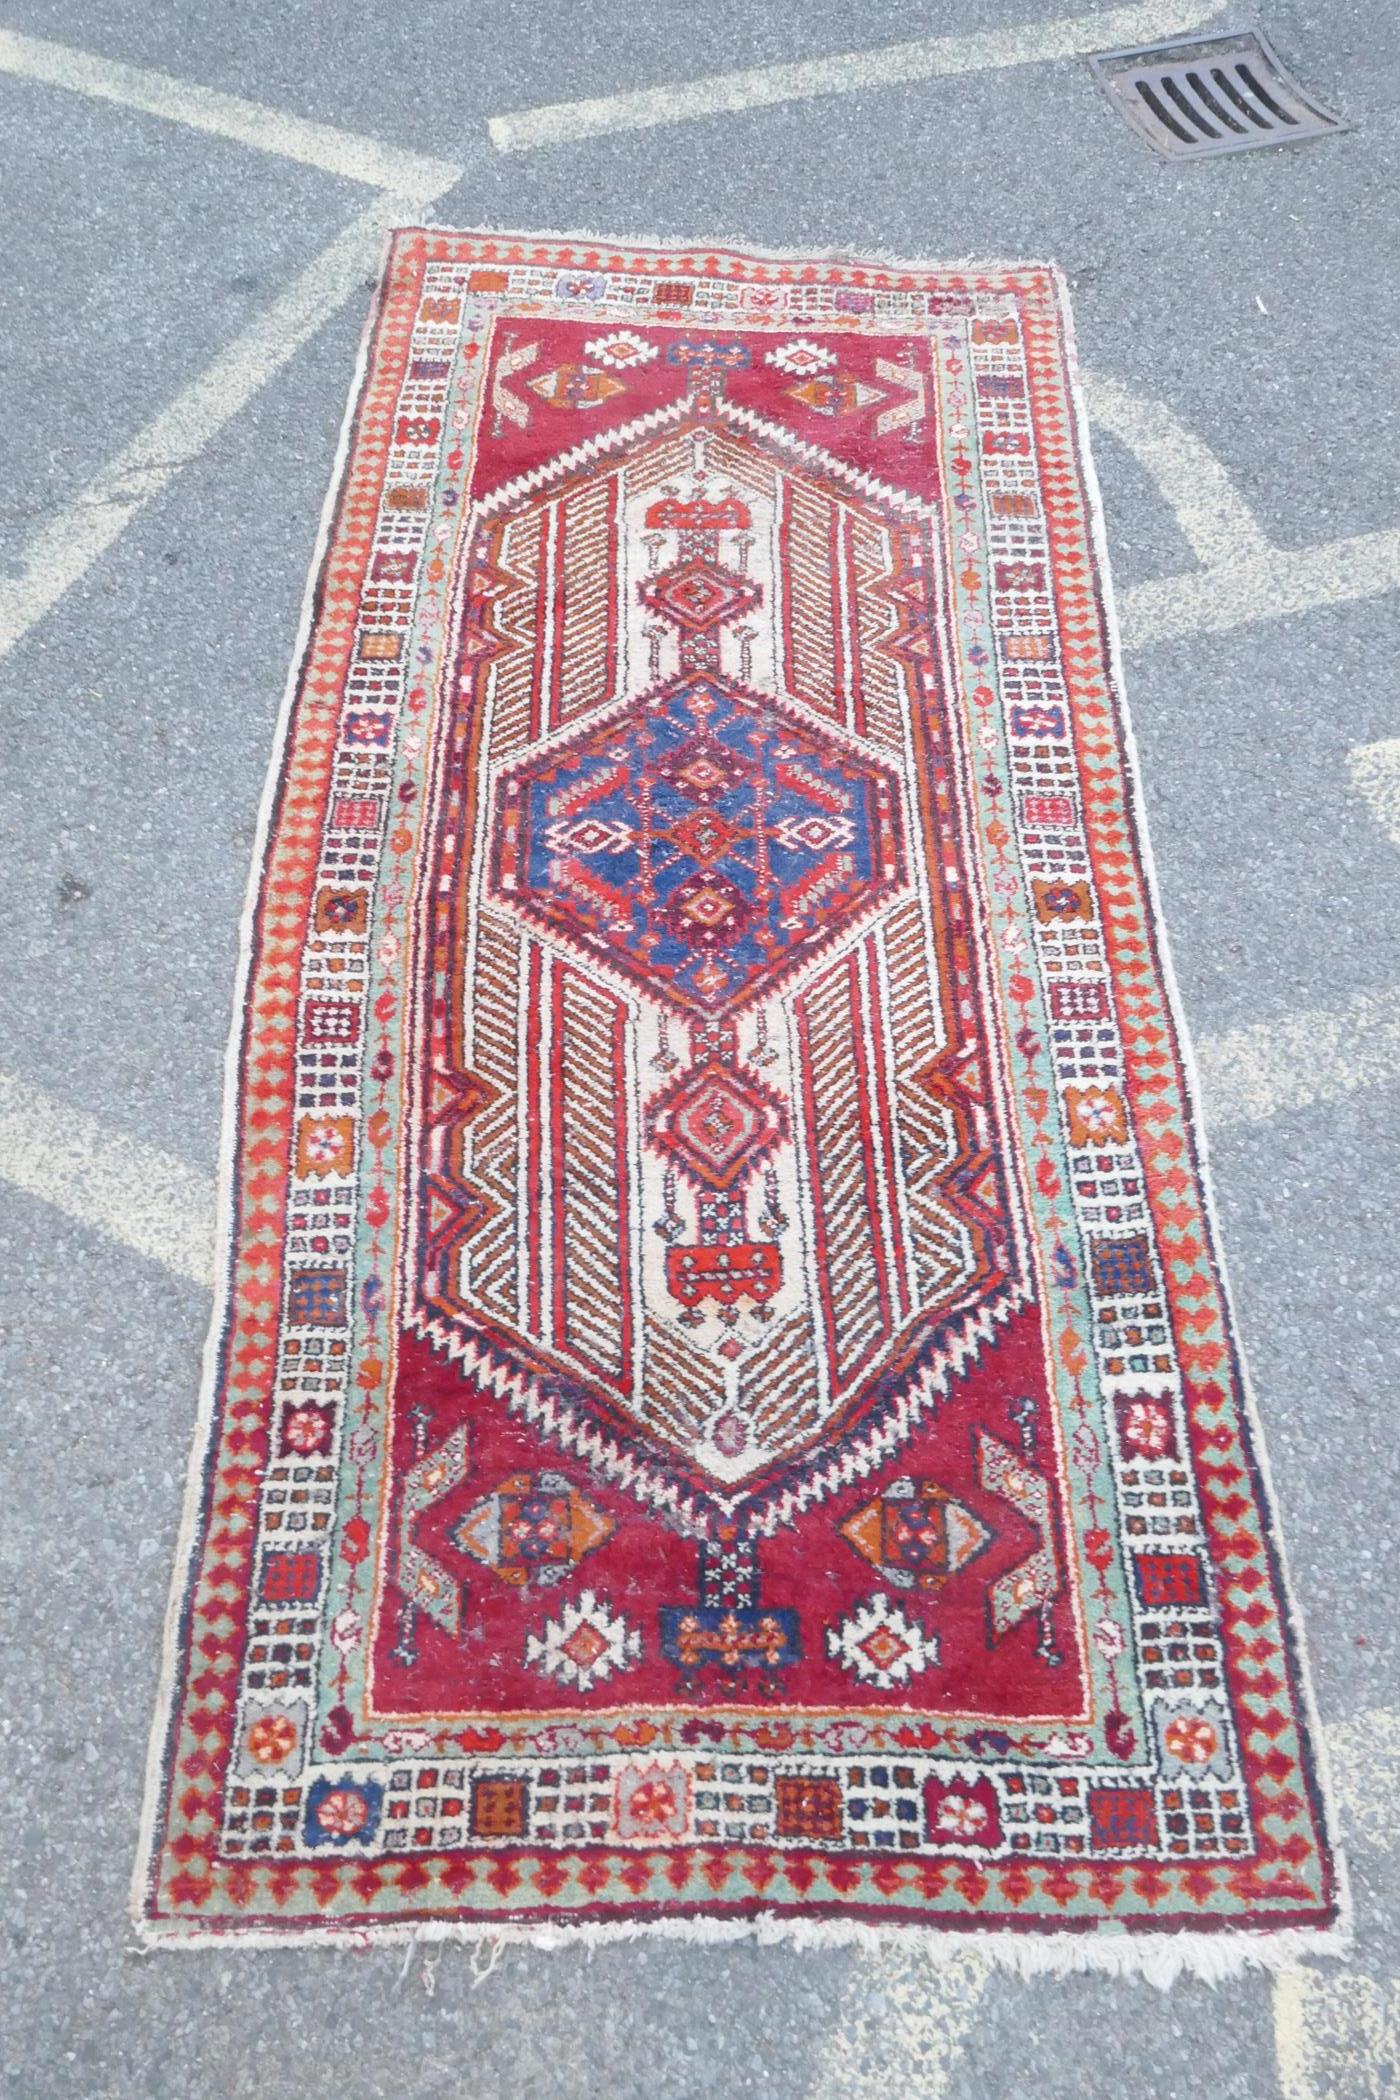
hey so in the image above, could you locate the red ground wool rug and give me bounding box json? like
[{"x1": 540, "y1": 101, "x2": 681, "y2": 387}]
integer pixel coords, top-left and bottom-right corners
[{"x1": 137, "y1": 231, "x2": 1341, "y2": 1964}]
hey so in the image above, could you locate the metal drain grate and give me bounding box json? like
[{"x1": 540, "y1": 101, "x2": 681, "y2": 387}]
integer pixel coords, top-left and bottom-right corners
[{"x1": 1088, "y1": 29, "x2": 1345, "y2": 159}]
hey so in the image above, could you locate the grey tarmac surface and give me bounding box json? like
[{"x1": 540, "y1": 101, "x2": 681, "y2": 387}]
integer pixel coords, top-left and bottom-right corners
[{"x1": 1, "y1": 2, "x2": 1398, "y2": 2095}]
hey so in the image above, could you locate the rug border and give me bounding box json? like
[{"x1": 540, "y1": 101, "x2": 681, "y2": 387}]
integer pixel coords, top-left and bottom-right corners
[
  {"x1": 1047, "y1": 251, "x2": 1350, "y2": 1967},
  {"x1": 131, "y1": 224, "x2": 1349, "y2": 1973},
  {"x1": 129, "y1": 248, "x2": 394, "y2": 1950}
]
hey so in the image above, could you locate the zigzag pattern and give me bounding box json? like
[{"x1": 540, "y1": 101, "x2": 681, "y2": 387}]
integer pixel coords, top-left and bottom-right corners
[
  {"x1": 638, "y1": 1310, "x2": 727, "y2": 1452},
  {"x1": 781, "y1": 478, "x2": 843, "y2": 723},
  {"x1": 749, "y1": 1289, "x2": 1020, "y2": 1537},
  {"x1": 458, "y1": 914, "x2": 521, "y2": 1327},
  {"x1": 477, "y1": 390, "x2": 938, "y2": 525},
  {"x1": 795, "y1": 956, "x2": 890, "y2": 1385},
  {"x1": 408, "y1": 1279, "x2": 1023, "y2": 1543},
  {"x1": 881, "y1": 901, "x2": 973, "y2": 1306},
  {"x1": 558, "y1": 966, "x2": 629, "y2": 1382},
  {"x1": 490, "y1": 515, "x2": 542, "y2": 760},
  {"x1": 557, "y1": 475, "x2": 619, "y2": 726},
  {"x1": 849, "y1": 509, "x2": 907, "y2": 753},
  {"x1": 477, "y1": 396, "x2": 691, "y2": 516},
  {"x1": 720, "y1": 400, "x2": 938, "y2": 518},
  {"x1": 740, "y1": 1311, "x2": 827, "y2": 1451}
]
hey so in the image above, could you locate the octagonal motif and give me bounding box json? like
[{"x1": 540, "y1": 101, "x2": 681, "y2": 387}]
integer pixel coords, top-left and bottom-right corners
[{"x1": 491, "y1": 671, "x2": 907, "y2": 1013}]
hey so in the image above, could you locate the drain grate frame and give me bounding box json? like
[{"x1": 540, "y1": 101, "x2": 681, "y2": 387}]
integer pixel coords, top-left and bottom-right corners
[{"x1": 1088, "y1": 28, "x2": 1345, "y2": 160}]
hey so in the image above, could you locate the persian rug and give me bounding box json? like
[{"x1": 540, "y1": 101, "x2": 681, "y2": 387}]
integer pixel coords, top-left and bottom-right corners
[{"x1": 137, "y1": 230, "x2": 1341, "y2": 1966}]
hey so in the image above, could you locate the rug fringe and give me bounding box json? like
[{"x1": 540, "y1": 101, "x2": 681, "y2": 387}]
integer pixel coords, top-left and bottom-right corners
[
  {"x1": 135, "y1": 1906, "x2": 1351, "y2": 1984},
  {"x1": 395, "y1": 217, "x2": 1069, "y2": 282}
]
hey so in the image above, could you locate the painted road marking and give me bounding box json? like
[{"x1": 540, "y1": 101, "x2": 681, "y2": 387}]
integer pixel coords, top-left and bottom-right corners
[
  {"x1": 1275, "y1": 1973, "x2": 1400, "y2": 2100},
  {"x1": 805, "y1": 1947, "x2": 990, "y2": 2099},
  {"x1": 1347, "y1": 739, "x2": 1400, "y2": 849},
  {"x1": 488, "y1": 0, "x2": 1220, "y2": 150},
  {"x1": 1270, "y1": 1707, "x2": 1400, "y2": 2100},
  {"x1": 1325, "y1": 1708, "x2": 1400, "y2": 1855},
  {"x1": 0, "y1": 1071, "x2": 215, "y2": 1286},
  {"x1": 1118, "y1": 526, "x2": 1400, "y2": 650},
  {"x1": 1080, "y1": 372, "x2": 1400, "y2": 647},
  {"x1": 1194, "y1": 983, "x2": 1400, "y2": 1130},
  {"x1": 0, "y1": 197, "x2": 425, "y2": 660},
  {"x1": 0, "y1": 27, "x2": 458, "y2": 193},
  {"x1": 1080, "y1": 370, "x2": 1271, "y2": 571},
  {"x1": 0, "y1": 40, "x2": 461, "y2": 662}
]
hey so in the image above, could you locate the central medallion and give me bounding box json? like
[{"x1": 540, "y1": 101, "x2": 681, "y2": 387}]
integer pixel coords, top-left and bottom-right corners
[
  {"x1": 417, "y1": 399, "x2": 1023, "y2": 1519},
  {"x1": 491, "y1": 671, "x2": 907, "y2": 1013}
]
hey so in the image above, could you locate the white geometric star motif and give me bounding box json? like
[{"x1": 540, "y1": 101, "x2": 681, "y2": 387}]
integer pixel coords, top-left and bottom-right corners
[
  {"x1": 765, "y1": 338, "x2": 836, "y2": 377},
  {"x1": 526, "y1": 1589, "x2": 642, "y2": 1693},
  {"x1": 543, "y1": 814, "x2": 636, "y2": 856},
  {"x1": 825, "y1": 1592, "x2": 938, "y2": 1689},
  {"x1": 770, "y1": 811, "x2": 855, "y2": 854},
  {"x1": 585, "y1": 329, "x2": 659, "y2": 371}
]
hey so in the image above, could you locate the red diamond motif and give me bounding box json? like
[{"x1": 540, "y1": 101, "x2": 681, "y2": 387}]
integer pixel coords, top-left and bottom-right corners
[
  {"x1": 640, "y1": 557, "x2": 761, "y2": 634},
  {"x1": 647, "y1": 1059, "x2": 787, "y2": 1192},
  {"x1": 664, "y1": 808, "x2": 743, "y2": 864}
]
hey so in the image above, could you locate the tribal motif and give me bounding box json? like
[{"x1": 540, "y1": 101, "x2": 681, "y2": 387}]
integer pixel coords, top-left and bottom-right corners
[{"x1": 138, "y1": 232, "x2": 1338, "y2": 1953}]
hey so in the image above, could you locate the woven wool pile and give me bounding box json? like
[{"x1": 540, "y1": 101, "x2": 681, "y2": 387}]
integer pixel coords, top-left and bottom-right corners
[{"x1": 136, "y1": 231, "x2": 1340, "y2": 1967}]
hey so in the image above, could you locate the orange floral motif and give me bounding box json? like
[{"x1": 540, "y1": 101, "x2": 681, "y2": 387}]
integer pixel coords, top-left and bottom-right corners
[
  {"x1": 314, "y1": 1788, "x2": 369, "y2": 1837},
  {"x1": 245, "y1": 1714, "x2": 297, "y2": 1766},
  {"x1": 294, "y1": 1113, "x2": 354, "y2": 1179},
  {"x1": 1164, "y1": 1715, "x2": 1220, "y2": 1766},
  {"x1": 1064, "y1": 1084, "x2": 1129, "y2": 1148}
]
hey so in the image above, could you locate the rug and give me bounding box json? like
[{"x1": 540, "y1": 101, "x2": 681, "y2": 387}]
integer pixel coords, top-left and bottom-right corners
[{"x1": 136, "y1": 230, "x2": 1341, "y2": 1966}]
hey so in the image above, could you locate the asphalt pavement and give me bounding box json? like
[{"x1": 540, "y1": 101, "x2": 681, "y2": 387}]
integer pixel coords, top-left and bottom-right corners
[{"x1": 1, "y1": 1, "x2": 1398, "y2": 2095}]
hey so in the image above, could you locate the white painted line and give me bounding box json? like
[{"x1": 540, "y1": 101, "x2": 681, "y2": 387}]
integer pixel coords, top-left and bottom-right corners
[
  {"x1": 1274, "y1": 1971, "x2": 1400, "y2": 2100},
  {"x1": 0, "y1": 39, "x2": 460, "y2": 662},
  {"x1": 1118, "y1": 527, "x2": 1400, "y2": 649},
  {"x1": 1325, "y1": 1706, "x2": 1400, "y2": 1855},
  {"x1": 1348, "y1": 738, "x2": 1400, "y2": 849},
  {"x1": 0, "y1": 27, "x2": 459, "y2": 194},
  {"x1": 1082, "y1": 370, "x2": 1271, "y2": 570},
  {"x1": 0, "y1": 197, "x2": 414, "y2": 661},
  {"x1": 804, "y1": 1947, "x2": 990, "y2": 2100},
  {"x1": 1195, "y1": 983, "x2": 1400, "y2": 1130},
  {"x1": 0, "y1": 1071, "x2": 215, "y2": 1286},
  {"x1": 488, "y1": 0, "x2": 1220, "y2": 150}
]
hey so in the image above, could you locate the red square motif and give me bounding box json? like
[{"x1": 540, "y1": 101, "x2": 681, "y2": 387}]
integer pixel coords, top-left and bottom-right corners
[
  {"x1": 1135, "y1": 1552, "x2": 1206, "y2": 1608},
  {"x1": 1088, "y1": 1786, "x2": 1158, "y2": 1851},
  {"x1": 260, "y1": 1551, "x2": 322, "y2": 1604},
  {"x1": 774, "y1": 1775, "x2": 843, "y2": 1842}
]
